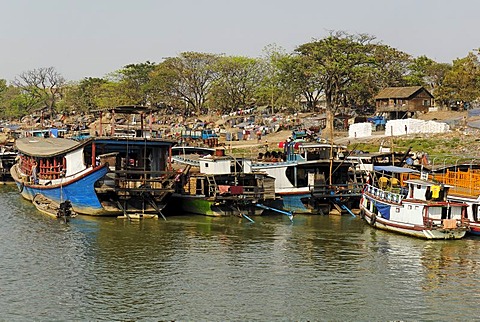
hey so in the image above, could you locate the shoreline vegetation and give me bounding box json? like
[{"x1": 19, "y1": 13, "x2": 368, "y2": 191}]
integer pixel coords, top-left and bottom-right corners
[{"x1": 1, "y1": 32, "x2": 479, "y2": 164}]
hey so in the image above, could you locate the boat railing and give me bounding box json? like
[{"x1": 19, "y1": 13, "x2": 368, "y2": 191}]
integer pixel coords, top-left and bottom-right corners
[
  {"x1": 409, "y1": 169, "x2": 480, "y2": 197},
  {"x1": 364, "y1": 183, "x2": 404, "y2": 204},
  {"x1": 216, "y1": 185, "x2": 264, "y2": 200},
  {"x1": 423, "y1": 216, "x2": 468, "y2": 230},
  {"x1": 311, "y1": 183, "x2": 364, "y2": 198},
  {"x1": 113, "y1": 169, "x2": 178, "y2": 197}
]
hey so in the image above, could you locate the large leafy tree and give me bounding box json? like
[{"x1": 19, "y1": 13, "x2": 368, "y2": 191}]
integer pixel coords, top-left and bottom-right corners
[
  {"x1": 345, "y1": 44, "x2": 410, "y2": 109},
  {"x1": 152, "y1": 52, "x2": 219, "y2": 116},
  {"x1": 112, "y1": 61, "x2": 157, "y2": 106},
  {"x1": 405, "y1": 55, "x2": 452, "y2": 96},
  {"x1": 295, "y1": 31, "x2": 376, "y2": 137},
  {"x1": 76, "y1": 77, "x2": 108, "y2": 111},
  {"x1": 256, "y1": 44, "x2": 290, "y2": 113},
  {"x1": 12, "y1": 67, "x2": 66, "y2": 119},
  {"x1": 436, "y1": 52, "x2": 480, "y2": 107},
  {"x1": 275, "y1": 53, "x2": 324, "y2": 111},
  {"x1": 210, "y1": 56, "x2": 263, "y2": 113}
]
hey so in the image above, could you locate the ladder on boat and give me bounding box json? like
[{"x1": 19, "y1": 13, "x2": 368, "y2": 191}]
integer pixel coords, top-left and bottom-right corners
[{"x1": 206, "y1": 175, "x2": 218, "y2": 197}]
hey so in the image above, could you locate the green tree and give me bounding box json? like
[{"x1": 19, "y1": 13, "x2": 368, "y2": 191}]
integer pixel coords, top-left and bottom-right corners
[
  {"x1": 152, "y1": 52, "x2": 219, "y2": 116},
  {"x1": 112, "y1": 61, "x2": 157, "y2": 106},
  {"x1": 78, "y1": 77, "x2": 109, "y2": 110},
  {"x1": 210, "y1": 56, "x2": 263, "y2": 113},
  {"x1": 436, "y1": 52, "x2": 480, "y2": 107},
  {"x1": 0, "y1": 81, "x2": 28, "y2": 119},
  {"x1": 295, "y1": 31, "x2": 376, "y2": 137},
  {"x1": 275, "y1": 53, "x2": 324, "y2": 111},
  {"x1": 256, "y1": 44, "x2": 290, "y2": 113},
  {"x1": 405, "y1": 55, "x2": 452, "y2": 99},
  {"x1": 345, "y1": 44, "x2": 410, "y2": 108}
]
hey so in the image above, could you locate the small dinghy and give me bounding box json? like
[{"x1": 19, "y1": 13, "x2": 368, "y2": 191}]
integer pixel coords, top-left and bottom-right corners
[{"x1": 33, "y1": 193, "x2": 77, "y2": 222}]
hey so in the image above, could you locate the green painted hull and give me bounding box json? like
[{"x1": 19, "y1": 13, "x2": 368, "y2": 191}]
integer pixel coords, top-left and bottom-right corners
[{"x1": 168, "y1": 194, "x2": 263, "y2": 217}]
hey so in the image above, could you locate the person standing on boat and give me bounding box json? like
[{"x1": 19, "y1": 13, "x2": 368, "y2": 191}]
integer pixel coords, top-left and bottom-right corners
[{"x1": 31, "y1": 161, "x2": 38, "y2": 184}]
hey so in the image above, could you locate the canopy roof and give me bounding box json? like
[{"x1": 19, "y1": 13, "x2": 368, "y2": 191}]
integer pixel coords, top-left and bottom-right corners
[
  {"x1": 374, "y1": 165, "x2": 419, "y2": 173},
  {"x1": 16, "y1": 137, "x2": 84, "y2": 157}
]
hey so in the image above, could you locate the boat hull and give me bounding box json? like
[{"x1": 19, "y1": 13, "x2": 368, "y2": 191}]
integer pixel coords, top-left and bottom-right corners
[
  {"x1": 360, "y1": 200, "x2": 467, "y2": 240},
  {"x1": 167, "y1": 194, "x2": 263, "y2": 217},
  {"x1": 270, "y1": 193, "x2": 314, "y2": 214},
  {"x1": 12, "y1": 164, "x2": 109, "y2": 215}
]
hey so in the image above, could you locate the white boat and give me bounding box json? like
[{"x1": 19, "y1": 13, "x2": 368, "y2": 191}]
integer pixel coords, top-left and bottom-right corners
[
  {"x1": 246, "y1": 142, "x2": 362, "y2": 214},
  {"x1": 359, "y1": 166, "x2": 469, "y2": 239},
  {"x1": 409, "y1": 163, "x2": 480, "y2": 236}
]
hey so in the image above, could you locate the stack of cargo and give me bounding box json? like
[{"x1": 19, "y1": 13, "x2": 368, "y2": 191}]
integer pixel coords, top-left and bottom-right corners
[
  {"x1": 348, "y1": 122, "x2": 372, "y2": 138},
  {"x1": 385, "y1": 119, "x2": 449, "y2": 136}
]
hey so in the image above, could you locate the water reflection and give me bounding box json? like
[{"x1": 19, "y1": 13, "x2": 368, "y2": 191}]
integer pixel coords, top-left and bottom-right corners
[{"x1": 1, "y1": 186, "x2": 480, "y2": 321}]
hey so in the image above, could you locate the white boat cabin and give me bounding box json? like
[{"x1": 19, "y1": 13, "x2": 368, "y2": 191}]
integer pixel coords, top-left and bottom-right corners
[{"x1": 199, "y1": 156, "x2": 231, "y2": 175}]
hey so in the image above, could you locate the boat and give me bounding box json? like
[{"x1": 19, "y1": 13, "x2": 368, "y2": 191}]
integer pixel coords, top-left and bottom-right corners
[
  {"x1": 11, "y1": 137, "x2": 110, "y2": 215},
  {"x1": 359, "y1": 165, "x2": 469, "y2": 239},
  {"x1": 247, "y1": 142, "x2": 363, "y2": 215},
  {"x1": 11, "y1": 106, "x2": 178, "y2": 217},
  {"x1": 169, "y1": 147, "x2": 278, "y2": 219},
  {"x1": 0, "y1": 144, "x2": 17, "y2": 183},
  {"x1": 410, "y1": 163, "x2": 480, "y2": 235},
  {"x1": 32, "y1": 193, "x2": 76, "y2": 221}
]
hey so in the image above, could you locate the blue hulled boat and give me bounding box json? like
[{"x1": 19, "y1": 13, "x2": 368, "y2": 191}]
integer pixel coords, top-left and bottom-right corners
[{"x1": 11, "y1": 137, "x2": 110, "y2": 215}]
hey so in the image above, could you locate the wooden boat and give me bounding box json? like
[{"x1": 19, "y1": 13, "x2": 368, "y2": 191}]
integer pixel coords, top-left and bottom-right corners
[
  {"x1": 410, "y1": 163, "x2": 480, "y2": 235},
  {"x1": 11, "y1": 106, "x2": 178, "y2": 217},
  {"x1": 169, "y1": 150, "x2": 278, "y2": 218},
  {"x1": 248, "y1": 142, "x2": 363, "y2": 215},
  {"x1": 33, "y1": 193, "x2": 76, "y2": 221},
  {"x1": 359, "y1": 166, "x2": 469, "y2": 239}
]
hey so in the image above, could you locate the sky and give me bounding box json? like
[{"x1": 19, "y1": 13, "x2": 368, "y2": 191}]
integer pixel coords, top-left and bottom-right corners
[{"x1": 1, "y1": 0, "x2": 478, "y2": 83}]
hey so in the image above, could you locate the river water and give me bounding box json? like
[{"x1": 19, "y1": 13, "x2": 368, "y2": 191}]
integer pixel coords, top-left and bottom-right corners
[{"x1": 1, "y1": 185, "x2": 479, "y2": 321}]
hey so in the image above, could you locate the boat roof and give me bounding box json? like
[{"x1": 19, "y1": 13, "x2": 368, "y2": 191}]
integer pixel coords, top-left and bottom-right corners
[
  {"x1": 297, "y1": 143, "x2": 347, "y2": 149},
  {"x1": 16, "y1": 137, "x2": 84, "y2": 157},
  {"x1": 403, "y1": 179, "x2": 452, "y2": 188},
  {"x1": 374, "y1": 165, "x2": 419, "y2": 173}
]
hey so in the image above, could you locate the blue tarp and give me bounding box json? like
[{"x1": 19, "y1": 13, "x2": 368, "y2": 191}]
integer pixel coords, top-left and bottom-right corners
[{"x1": 375, "y1": 201, "x2": 391, "y2": 220}]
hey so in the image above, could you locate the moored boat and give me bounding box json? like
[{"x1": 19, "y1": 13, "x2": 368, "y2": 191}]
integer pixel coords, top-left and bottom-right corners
[
  {"x1": 11, "y1": 137, "x2": 110, "y2": 215},
  {"x1": 360, "y1": 166, "x2": 469, "y2": 239},
  {"x1": 11, "y1": 106, "x2": 178, "y2": 217},
  {"x1": 169, "y1": 149, "x2": 277, "y2": 218},
  {"x1": 248, "y1": 142, "x2": 362, "y2": 215},
  {"x1": 411, "y1": 163, "x2": 480, "y2": 235},
  {"x1": 33, "y1": 193, "x2": 76, "y2": 221}
]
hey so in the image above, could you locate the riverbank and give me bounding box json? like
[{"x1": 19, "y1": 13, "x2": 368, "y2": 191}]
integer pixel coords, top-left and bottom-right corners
[{"x1": 223, "y1": 110, "x2": 480, "y2": 163}]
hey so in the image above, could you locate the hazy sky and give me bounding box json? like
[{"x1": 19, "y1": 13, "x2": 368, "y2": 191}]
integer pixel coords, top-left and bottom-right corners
[{"x1": 1, "y1": 0, "x2": 478, "y2": 82}]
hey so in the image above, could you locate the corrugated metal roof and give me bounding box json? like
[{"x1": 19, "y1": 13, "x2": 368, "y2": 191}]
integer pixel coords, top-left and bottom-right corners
[{"x1": 374, "y1": 86, "x2": 432, "y2": 99}]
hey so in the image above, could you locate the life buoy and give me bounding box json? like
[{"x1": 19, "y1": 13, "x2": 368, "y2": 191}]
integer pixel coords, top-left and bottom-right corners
[{"x1": 18, "y1": 182, "x2": 24, "y2": 193}]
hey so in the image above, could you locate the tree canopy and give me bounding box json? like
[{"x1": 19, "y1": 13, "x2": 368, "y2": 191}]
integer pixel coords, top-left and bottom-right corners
[{"x1": 1, "y1": 32, "x2": 480, "y2": 121}]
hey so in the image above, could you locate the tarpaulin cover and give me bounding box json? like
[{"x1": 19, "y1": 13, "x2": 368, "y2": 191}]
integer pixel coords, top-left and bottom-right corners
[{"x1": 375, "y1": 201, "x2": 391, "y2": 220}]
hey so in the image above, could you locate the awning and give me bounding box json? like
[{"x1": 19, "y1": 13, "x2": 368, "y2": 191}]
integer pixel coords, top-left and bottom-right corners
[{"x1": 373, "y1": 165, "x2": 419, "y2": 173}]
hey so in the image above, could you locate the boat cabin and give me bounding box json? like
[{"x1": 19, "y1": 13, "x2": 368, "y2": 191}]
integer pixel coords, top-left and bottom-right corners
[
  {"x1": 199, "y1": 156, "x2": 231, "y2": 175},
  {"x1": 404, "y1": 179, "x2": 448, "y2": 202}
]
